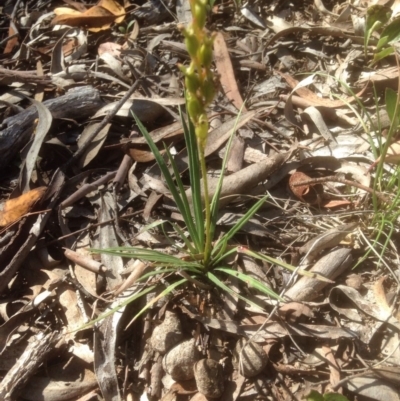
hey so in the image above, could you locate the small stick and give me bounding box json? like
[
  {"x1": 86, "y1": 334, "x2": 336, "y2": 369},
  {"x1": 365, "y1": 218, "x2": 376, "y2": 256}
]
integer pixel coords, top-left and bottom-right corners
[
  {"x1": 45, "y1": 210, "x2": 144, "y2": 246},
  {"x1": 290, "y1": 175, "x2": 390, "y2": 203},
  {"x1": 64, "y1": 248, "x2": 108, "y2": 274},
  {"x1": 59, "y1": 171, "x2": 117, "y2": 209},
  {"x1": 65, "y1": 80, "x2": 141, "y2": 168}
]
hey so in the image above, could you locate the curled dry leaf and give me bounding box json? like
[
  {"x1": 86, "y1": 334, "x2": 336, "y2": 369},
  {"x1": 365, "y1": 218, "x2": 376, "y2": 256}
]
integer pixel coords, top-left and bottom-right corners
[
  {"x1": 278, "y1": 302, "x2": 314, "y2": 323},
  {"x1": 98, "y1": 42, "x2": 122, "y2": 57},
  {"x1": 52, "y1": 0, "x2": 125, "y2": 32},
  {"x1": 289, "y1": 171, "x2": 322, "y2": 204},
  {"x1": 0, "y1": 187, "x2": 47, "y2": 227}
]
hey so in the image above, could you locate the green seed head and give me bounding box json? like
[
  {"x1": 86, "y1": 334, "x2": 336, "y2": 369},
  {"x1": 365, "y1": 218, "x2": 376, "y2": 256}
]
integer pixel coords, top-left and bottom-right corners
[
  {"x1": 187, "y1": 95, "x2": 203, "y2": 122},
  {"x1": 194, "y1": 3, "x2": 206, "y2": 29},
  {"x1": 185, "y1": 74, "x2": 200, "y2": 94},
  {"x1": 203, "y1": 77, "x2": 215, "y2": 105},
  {"x1": 198, "y1": 43, "x2": 213, "y2": 68},
  {"x1": 195, "y1": 115, "x2": 209, "y2": 148},
  {"x1": 184, "y1": 30, "x2": 200, "y2": 59}
]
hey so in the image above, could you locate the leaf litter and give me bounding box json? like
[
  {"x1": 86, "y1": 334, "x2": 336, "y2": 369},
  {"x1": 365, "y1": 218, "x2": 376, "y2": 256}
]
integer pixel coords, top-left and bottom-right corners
[{"x1": 1, "y1": 0, "x2": 400, "y2": 400}]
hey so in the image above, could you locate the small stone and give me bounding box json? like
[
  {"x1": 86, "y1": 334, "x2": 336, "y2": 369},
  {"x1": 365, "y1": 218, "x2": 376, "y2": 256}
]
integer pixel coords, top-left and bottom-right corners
[
  {"x1": 345, "y1": 274, "x2": 363, "y2": 291},
  {"x1": 233, "y1": 338, "x2": 268, "y2": 378},
  {"x1": 163, "y1": 338, "x2": 201, "y2": 380},
  {"x1": 150, "y1": 311, "x2": 183, "y2": 354},
  {"x1": 194, "y1": 359, "x2": 224, "y2": 398}
]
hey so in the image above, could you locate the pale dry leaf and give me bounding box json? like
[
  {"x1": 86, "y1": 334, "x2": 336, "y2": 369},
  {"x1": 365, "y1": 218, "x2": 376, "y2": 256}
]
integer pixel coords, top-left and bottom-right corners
[
  {"x1": 20, "y1": 99, "x2": 53, "y2": 192},
  {"x1": 289, "y1": 171, "x2": 321, "y2": 204},
  {"x1": 98, "y1": 42, "x2": 122, "y2": 57},
  {"x1": 77, "y1": 122, "x2": 111, "y2": 168}
]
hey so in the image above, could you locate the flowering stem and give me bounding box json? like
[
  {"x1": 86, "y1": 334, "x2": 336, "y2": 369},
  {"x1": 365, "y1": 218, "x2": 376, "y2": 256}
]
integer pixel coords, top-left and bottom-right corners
[
  {"x1": 199, "y1": 145, "x2": 211, "y2": 266},
  {"x1": 181, "y1": 0, "x2": 215, "y2": 266}
]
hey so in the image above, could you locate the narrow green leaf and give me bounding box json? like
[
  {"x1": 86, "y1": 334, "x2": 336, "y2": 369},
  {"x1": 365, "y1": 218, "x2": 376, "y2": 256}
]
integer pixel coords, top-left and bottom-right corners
[
  {"x1": 207, "y1": 272, "x2": 266, "y2": 312},
  {"x1": 376, "y1": 34, "x2": 390, "y2": 51},
  {"x1": 211, "y1": 245, "x2": 238, "y2": 267},
  {"x1": 373, "y1": 46, "x2": 394, "y2": 63},
  {"x1": 377, "y1": 16, "x2": 400, "y2": 50},
  {"x1": 138, "y1": 219, "x2": 167, "y2": 234},
  {"x1": 170, "y1": 222, "x2": 198, "y2": 254},
  {"x1": 133, "y1": 113, "x2": 201, "y2": 250},
  {"x1": 385, "y1": 87, "x2": 399, "y2": 125},
  {"x1": 138, "y1": 266, "x2": 203, "y2": 281},
  {"x1": 209, "y1": 103, "x2": 248, "y2": 239},
  {"x1": 180, "y1": 106, "x2": 205, "y2": 248},
  {"x1": 91, "y1": 247, "x2": 203, "y2": 268},
  {"x1": 212, "y1": 195, "x2": 268, "y2": 258},
  {"x1": 72, "y1": 284, "x2": 157, "y2": 332},
  {"x1": 164, "y1": 144, "x2": 201, "y2": 248},
  {"x1": 128, "y1": 278, "x2": 187, "y2": 324},
  {"x1": 214, "y1": 267, "x2": 283, "y2": 301},
  {"x1": 238, "y1": 247, "x2": 334, "y2": 283}
]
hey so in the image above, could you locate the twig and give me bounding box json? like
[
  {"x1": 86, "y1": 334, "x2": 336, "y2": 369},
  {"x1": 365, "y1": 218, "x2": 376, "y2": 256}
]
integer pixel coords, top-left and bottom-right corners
[
  {"x1": 45, "y1": 210, "x2": 144, "y2": 246},
  {"x1": 65, "y1": 80, "x2": 141, "y2": 168},
  {"x1": 290, "y1": 175, "x2": 390, "y2": 203}
]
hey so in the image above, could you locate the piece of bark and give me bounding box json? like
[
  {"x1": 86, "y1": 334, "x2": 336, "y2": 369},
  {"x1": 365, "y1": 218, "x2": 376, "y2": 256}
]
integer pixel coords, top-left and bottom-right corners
[
  {"x1": 186, "y1": 149, "x2": 295, "y2": 208},
  {"x1": 284, "y1": 248, "x2": 352, "y2": 302},
  {"x1": 0, "y1": 86, "x2": 104, "y2": 169},
  {"x1": 0, "y1": 331, "x2": 60, "y2": 401},
  {"x1": 299, "y1": 223, "x2": 357, "y2": 260},
  {"x1": 0, "y1": 67, "x2": 52, "y2": 86}
]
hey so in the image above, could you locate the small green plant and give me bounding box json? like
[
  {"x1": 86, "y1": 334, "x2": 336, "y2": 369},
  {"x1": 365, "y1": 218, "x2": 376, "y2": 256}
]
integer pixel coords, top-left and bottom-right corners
[
  {"x1": 362, "y1": 4, "x2": 400, "y2": 64},
  {"x1": 118, "y1": 19, "x2": 136, "y2": 34},
  {"x1": 325, "y1": 64, "x2": 400, "y2": 274},
  {"x1": 364, "y1": 4, "x2": 391, "y2": 59},
  {"x1": 86, "y1": 0, "x2": 331, "y2": 328}
]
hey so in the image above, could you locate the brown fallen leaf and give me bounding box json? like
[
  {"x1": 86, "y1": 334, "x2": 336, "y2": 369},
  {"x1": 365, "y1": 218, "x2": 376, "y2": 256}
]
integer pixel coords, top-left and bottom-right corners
[
  {"x1": 4, "y1": 24, "x2": 19, "y2": 54},
  {"x1": 289, "y1": 171, "x2": 322, "y2": 204},
  {"x1": 98, "y1": 42, "x2": 122, "y2": 57},
  {"x1": 98, "y1": 0, "x2": 125, "y2": 23},
  {"x1": 0, "y1": 187, "x2": 47, "y2": 227},
  {"x1": 278, "y1": 302, "x2": 314, "y2": 323},
  {"x1": 52, "y1": 0, "x2": 125, "y2": 32},
  {"x1": 213, "y1": 32, "x2": 246, "y2": 111}
]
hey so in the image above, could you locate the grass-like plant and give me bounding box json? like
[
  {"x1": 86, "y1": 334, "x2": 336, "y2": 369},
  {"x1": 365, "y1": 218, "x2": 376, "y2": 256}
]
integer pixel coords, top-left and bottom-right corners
[
  {"x1": 86, "y1": 0, "x2": 332, "y2": 327},
  {"x1": 317, "y1": 66, "x2": 400, "y2": 273},
  {"x1": 363, "y1": 4, "x2": 400, "y2": 64}
]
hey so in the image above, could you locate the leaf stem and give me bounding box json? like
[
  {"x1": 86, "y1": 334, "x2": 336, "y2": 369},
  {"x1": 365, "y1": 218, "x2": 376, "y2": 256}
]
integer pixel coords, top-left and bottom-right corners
[{"x1": 200, "y1": 144, "x2": 211, "y2": 266}]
